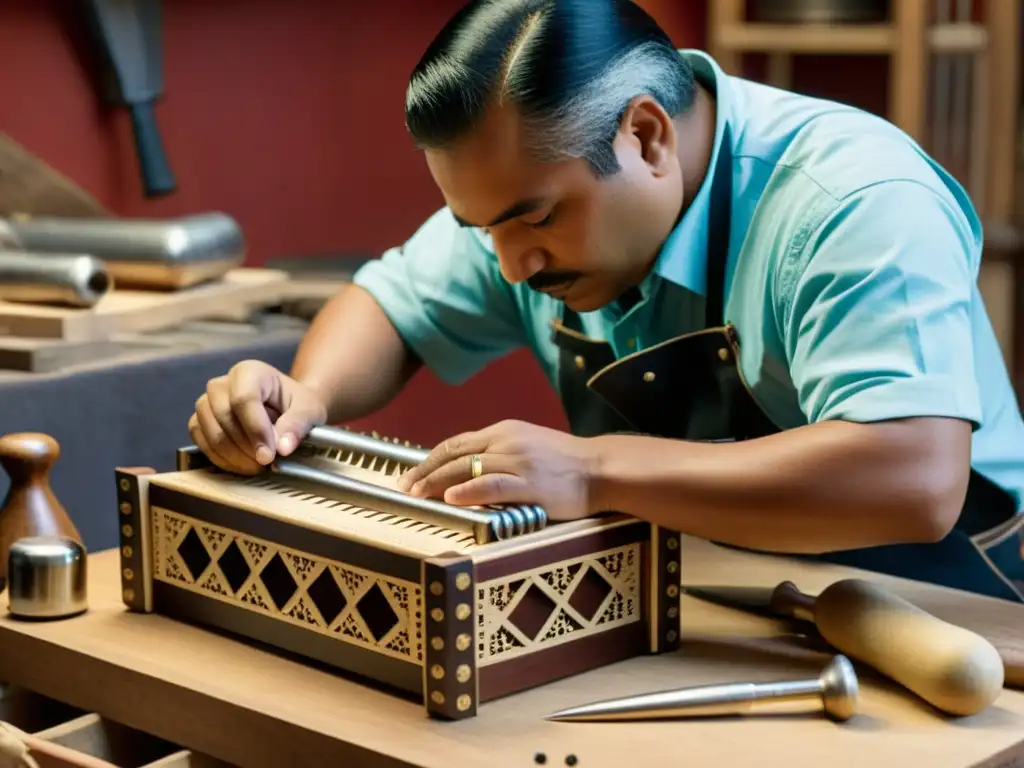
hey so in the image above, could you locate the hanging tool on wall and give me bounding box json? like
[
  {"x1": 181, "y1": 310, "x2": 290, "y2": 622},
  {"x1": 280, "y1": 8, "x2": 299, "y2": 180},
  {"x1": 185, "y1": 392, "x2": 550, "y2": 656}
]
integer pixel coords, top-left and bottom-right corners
[{"x1": 81, "y1": 0, "x2": 176, "y2": 198}]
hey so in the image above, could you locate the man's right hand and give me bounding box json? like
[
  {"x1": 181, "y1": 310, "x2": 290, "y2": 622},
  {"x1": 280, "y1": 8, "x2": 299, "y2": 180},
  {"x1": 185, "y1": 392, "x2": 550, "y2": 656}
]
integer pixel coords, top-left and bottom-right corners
[{"x1": 188, "y1": 360, "x2": 328, "y2": 475}]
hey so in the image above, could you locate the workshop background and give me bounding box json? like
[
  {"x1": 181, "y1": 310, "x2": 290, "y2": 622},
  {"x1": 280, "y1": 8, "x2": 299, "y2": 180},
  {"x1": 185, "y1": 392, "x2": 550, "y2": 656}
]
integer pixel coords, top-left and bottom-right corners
[{"x1": 0, "y1": 1, "x2": 1020, "y2": 551}]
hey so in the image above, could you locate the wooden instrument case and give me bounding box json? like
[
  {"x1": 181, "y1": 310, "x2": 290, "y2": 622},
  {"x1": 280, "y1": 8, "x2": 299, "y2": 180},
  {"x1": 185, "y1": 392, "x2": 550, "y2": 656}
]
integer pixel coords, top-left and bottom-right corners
[{"x1": 113, "y1": 430, "x2": 681, "y2": 720}]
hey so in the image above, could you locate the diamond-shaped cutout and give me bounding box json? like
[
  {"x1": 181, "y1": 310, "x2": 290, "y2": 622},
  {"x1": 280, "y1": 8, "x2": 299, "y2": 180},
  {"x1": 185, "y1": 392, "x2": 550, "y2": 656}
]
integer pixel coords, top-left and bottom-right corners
[
  {"x1": 307, "y1": 568, "x2": 347, "y2": 626},
  {"x1": 507, "y1": 582, "x2": 556, "y2": 641},
  {"x1": 177, "y1": 527, "x2": 211, "y2": 582},
  {"x1": 356, "y1": 582, "x2": 398, "y2": 641},
  {"x1": 567, "y1": 566, "x2": 614, "y2": 622},
  {"x1": 259, "y1": 553, "x2": 298, "y2": 610},
  {"x1": 217, "y1": 539, "x2": 251, "y2": 594}
]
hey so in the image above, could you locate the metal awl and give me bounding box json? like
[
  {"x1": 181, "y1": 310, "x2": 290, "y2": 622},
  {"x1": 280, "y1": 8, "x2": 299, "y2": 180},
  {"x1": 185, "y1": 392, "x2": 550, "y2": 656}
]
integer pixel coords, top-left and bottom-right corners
[{"x1": 545, "y1": 655, "x2": 859, "y2": 723}]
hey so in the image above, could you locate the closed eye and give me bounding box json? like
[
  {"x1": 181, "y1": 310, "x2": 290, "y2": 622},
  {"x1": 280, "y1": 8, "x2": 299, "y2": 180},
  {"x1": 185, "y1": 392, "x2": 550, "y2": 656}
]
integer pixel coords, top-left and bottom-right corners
[{"x1": 525, "y1": 208, "x2": 555, "y2": 228}]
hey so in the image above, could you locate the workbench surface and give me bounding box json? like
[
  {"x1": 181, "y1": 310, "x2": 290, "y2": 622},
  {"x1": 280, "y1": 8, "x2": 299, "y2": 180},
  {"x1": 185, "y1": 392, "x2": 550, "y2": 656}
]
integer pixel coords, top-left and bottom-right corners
[{"x1": 1, "y1": 538, "x2": 1023, "y2": 768}]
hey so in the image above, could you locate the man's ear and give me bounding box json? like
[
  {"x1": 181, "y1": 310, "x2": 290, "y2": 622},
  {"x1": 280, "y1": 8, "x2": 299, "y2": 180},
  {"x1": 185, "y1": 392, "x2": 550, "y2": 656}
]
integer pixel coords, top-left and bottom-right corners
[{"x1": 617, "y1": 95, "x2": 676, "y2": 176}]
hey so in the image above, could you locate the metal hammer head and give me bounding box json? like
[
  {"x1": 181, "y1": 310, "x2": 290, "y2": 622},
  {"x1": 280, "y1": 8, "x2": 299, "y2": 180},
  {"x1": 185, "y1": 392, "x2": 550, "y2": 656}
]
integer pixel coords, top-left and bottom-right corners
[{"x1": 819, "y1": 655, "x2": 859, "y2": 721}]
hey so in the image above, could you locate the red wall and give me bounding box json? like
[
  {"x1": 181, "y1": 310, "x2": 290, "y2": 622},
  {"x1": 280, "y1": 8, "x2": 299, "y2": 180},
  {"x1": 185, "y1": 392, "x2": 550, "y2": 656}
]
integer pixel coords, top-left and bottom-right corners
[{"x1": 0, "y1": 0, "x2": 886, "y2": 447}]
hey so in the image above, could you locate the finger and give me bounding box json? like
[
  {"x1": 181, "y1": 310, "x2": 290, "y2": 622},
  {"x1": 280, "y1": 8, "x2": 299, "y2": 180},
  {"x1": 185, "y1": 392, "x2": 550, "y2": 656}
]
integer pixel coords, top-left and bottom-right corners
[
  {"x1": 207, "y1": 381, "x2": 263, "y2": 462},
  {"x1": 443, "y1": 473, "x2": 532, "y2": 507},
  {"x1": 188, "y1": 412, "x2": 237, "y2": 474},
  {"x1": 194, "y1": 395, "x2": 263, "y2": 474},
  {"x1": 407, "y1": 453, "x2": 522, "y2": 500},
  {"x1": 273, "y1": 403, "x2": 325, "y2": 457},
  {"x1": 397, "y1": 429, "x2": 490, "y2": 491},
  {"x1": 226, "y1": 364, "x2": 278, "y2": 463}
]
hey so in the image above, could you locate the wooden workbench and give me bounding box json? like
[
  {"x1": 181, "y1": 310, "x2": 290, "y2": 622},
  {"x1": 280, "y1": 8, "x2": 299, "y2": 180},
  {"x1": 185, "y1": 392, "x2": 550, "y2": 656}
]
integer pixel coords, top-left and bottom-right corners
[{"x1": 1, "y1": 537, "x2": 1023, "y2": 767}]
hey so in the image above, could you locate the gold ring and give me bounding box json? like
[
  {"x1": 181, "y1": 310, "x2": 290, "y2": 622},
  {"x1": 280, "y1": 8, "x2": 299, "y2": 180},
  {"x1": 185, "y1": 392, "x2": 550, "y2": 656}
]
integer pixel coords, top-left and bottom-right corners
[{"x1": 470, "y1": 454, "x2": 483, "y2": 479}]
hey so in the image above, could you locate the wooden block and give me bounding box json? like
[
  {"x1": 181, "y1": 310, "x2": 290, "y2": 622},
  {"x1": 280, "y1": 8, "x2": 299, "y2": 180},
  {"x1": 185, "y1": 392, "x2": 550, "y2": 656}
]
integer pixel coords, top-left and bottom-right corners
[
  {"x1": 0, "y1": 337, "x2": 161, "y2": 373},
  {"x1": 0, "y1": 133, "x2": 108, "y2": 218},
  {"x1": 0, "y1": 268, "x2": 292, "y2": 342}
]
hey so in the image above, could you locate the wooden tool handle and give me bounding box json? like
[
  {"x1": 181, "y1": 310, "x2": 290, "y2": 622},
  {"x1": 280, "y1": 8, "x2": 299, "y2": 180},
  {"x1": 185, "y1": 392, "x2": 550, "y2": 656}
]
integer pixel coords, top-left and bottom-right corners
[
  {"x1": 812, "y1": 578, "x2": 1004, "y2": 716},
  {"x1": 0, "y1": 432, "x2": 59, "y2": 484}
]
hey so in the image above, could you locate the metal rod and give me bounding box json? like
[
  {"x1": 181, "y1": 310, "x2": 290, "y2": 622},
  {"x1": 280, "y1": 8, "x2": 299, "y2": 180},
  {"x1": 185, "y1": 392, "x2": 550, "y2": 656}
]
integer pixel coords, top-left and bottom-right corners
[
  {"x1": 545, "y1": 655, "x2": 859, "y2": 722},
  {"x1": 305, "y1": 425, "x2": 430, "y2": 466},
  {"x1": 300, "y1": 425, "x2": 549, "y2": 537},
  {"x1": 271, "y1": 458, "x2": 496, "y2": 540}
]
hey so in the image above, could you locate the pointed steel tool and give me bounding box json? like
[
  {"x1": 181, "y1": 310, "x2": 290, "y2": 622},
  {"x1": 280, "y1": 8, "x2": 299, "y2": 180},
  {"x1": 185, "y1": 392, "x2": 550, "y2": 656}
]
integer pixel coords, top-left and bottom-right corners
[{"x1": 545, "y1": 655, "x2": 859, "y2": 723}]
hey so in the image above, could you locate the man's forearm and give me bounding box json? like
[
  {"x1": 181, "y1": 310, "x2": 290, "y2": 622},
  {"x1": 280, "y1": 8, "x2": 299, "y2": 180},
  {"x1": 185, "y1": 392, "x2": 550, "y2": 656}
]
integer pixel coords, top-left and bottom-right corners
[
  {"x1": 588, "y1": 418, "x2": 972, "y2": 554},
  {"x1": 290, "y1": 284, "x2": 421, "y2": 423}
]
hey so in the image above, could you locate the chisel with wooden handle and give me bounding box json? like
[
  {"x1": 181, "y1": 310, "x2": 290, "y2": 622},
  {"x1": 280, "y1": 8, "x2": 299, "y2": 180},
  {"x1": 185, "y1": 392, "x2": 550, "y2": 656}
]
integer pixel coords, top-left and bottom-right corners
[{"x1": 682, "y1": 578, "x2": 1009, "y2": 716}]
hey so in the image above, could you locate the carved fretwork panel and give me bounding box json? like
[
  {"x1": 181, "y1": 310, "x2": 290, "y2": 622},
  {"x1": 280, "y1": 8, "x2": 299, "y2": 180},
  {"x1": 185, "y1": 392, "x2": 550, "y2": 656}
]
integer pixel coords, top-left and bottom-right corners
[
  {"x1": 151, "y1": 507, "x2": 424, "y2": 663},
  {"x1": 475, "y1": 543, "x2": 641, "y2": 666}
]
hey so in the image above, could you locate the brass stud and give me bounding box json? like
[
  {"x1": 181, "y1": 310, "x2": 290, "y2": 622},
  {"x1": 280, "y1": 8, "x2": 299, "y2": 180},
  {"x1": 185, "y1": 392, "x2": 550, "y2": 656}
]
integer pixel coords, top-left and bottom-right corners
[
  {"x1": 120, "y1": 479, "x2": 129, "y2": 491},
  {"x1": 429, "y1": 581, "x2": 443, "y2": 596},
  {"x1": 667, "y1": 561, "x2": 678, "y2": 574},
  {"x1": 121, "y1": 524, "x2": 134, "y2": 537},
  {"x1": 666, "y1": 630, "x2": 678, "y2": 643},
  {"x1": 455, "y1": 572, "x2": 471, "y2": 591},
  {"x1": 573, "y1": 355, "x2": 585, "y2": 370},
  {"x1": 666, "y1": 537, "x2": 679, "y2": 550},
  {"x1": 667, "y1": 584, "x2": 679, "y2": 598},
  {"x1": 123, "y1": 568, "x2": 134, "y2": 580},
  {"x1": 430, "y1": 607, "x2": 444, "y2": 622},
  {"x1": 123, "y1": 588, "x2": 135, "y2": 602},
  {"x1": 456, "y1": 694, "x2": 472, "y2": 712},
  {"x1": 456, "y1": 633, "x2": 471, "y2": 651},
  {"x1": 667, "y1": 606, "x2": 678, "y2": 619},
  {"x1": 121, "y1": 545, "x2": 133, "y2": 558},
  {"x1": 430, "y1": 691, "x2": 445, "y2": 705},
  {"x1": 456, "y1": 664, "x2": 472, "y2": 683},
  {"x1": 431, "y1": 637, "x2": 444, "y2": 651},
  {"x1": 643, "y1": 371, "x2": 655, "y2": 383},
  {"x1": 430, "y1": 664, "x2": 445, "y2": 679},
  {"x1": 455, "y1": 603, "x2": 471, "y2": 621},
  {"x1": 119, "y1": 502, "x2": 131, "y2": 515},
  {"x1": 717, "y1": 347, "x2": 730, "y2": 362}
]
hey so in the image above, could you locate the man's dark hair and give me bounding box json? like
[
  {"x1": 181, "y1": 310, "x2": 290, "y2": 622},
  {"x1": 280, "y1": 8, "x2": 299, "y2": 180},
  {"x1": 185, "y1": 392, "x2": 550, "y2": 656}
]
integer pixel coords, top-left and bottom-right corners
[{"x1": 405, "y1": 0, "x2": 696, "y2": 177}]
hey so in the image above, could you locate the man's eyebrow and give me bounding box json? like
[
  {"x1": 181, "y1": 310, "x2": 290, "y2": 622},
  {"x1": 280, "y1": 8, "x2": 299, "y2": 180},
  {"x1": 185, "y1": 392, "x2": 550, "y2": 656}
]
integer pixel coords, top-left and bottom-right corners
[{"x1": 452, "y1": 197, "x2": 545, "y2": 228}]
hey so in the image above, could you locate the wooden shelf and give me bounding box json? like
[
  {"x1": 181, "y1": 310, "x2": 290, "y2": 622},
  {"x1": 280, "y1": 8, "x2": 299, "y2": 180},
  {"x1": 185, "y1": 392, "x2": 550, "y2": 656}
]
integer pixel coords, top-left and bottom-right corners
[{"x1": 713, "y1": 21, "x2": 987, "y2": 55}]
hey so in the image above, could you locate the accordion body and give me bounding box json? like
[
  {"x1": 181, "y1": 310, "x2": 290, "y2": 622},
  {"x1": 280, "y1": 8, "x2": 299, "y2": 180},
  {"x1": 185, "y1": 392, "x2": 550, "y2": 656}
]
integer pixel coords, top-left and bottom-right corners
[{"x1": 114, "y1": 427, "x2": 682, "y2": 720}]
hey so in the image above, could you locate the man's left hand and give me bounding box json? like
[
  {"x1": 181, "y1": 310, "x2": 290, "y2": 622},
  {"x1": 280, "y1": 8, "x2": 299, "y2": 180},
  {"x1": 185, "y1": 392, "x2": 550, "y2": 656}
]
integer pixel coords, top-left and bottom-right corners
[{"x1": 395, "y1": 419, "x2": 600, "y2": 521}]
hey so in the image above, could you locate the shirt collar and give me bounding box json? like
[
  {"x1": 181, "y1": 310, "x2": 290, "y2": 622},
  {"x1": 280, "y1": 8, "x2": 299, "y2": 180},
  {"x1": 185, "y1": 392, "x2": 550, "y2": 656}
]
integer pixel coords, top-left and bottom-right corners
[{"x1": 650, "y1": 50, "x2": 736, "y2": 298}]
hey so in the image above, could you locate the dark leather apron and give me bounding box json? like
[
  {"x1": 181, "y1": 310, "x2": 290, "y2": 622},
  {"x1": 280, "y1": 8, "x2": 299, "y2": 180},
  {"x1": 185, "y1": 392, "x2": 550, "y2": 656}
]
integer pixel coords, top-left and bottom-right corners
[{"x1": 550, "y1": 124, "x2": 1024, "y2": 603}]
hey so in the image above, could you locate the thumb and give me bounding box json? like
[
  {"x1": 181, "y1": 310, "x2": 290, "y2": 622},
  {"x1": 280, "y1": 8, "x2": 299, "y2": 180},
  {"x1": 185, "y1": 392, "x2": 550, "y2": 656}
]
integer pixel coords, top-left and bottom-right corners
[{"x1": 273, "y1": 400, "x2": 325, "y2": 457}]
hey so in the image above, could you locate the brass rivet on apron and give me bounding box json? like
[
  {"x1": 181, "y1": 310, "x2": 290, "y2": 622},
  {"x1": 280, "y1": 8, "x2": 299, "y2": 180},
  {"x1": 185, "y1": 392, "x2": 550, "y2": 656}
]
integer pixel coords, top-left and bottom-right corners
[
  {"x1": 574, "y1": 355, "x2": 585, "y2": 370},
  {"x1": 718, "y1": 348, "x2": 730, "y2": 362},
  {"x1": 643, "y1": 371, "x2": 656, "y2": 383}
]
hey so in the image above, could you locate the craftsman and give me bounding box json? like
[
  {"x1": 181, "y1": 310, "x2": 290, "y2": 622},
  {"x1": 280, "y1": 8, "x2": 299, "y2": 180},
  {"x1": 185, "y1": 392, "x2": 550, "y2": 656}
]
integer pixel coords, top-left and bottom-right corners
[{"x1": 189, "y1": 0, "x2": 1024, "y2": 601}]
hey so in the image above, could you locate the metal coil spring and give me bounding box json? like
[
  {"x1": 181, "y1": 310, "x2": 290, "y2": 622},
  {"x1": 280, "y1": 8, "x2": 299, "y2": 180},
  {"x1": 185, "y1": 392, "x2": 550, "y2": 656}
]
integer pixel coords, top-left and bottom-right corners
[{"x1": 486, "y1": 503, "x2": 548, "y2": 539}]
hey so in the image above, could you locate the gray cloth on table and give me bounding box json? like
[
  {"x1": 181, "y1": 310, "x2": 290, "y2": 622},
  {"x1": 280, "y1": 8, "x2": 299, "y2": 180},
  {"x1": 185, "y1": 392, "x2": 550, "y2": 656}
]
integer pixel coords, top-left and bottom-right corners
[{"x1": 0, "y1": 332, "x2": 301, "y2": 552}]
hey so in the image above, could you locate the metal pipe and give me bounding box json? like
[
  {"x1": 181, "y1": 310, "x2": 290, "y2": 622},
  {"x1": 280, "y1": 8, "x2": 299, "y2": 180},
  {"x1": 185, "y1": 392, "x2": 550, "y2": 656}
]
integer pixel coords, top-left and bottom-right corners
[{"x1": 0, "y1": 250, "x2": 111, "y2": 307}]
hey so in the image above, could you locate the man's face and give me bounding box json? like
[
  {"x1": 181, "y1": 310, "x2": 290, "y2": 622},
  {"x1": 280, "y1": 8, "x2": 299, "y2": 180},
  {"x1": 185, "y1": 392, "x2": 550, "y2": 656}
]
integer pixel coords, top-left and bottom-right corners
[{"x1": 425, "y1": 99, "x2": 683, "y2": 312}]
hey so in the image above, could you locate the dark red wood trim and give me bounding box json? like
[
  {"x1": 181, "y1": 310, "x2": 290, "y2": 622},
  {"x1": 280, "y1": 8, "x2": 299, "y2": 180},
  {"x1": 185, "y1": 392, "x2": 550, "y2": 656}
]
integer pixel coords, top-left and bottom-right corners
[{"x1": 477, "y1": 621, "x2": 648, "y2": 702}]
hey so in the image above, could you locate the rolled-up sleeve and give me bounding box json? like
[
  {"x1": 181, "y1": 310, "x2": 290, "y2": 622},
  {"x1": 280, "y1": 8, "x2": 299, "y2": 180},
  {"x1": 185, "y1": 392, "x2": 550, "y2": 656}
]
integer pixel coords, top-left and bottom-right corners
[
  {"x1": 352, "y1": 207, "x2": 526, "y2": 385},
  {"x1": 780, "y1": 180, "x2": 984, "y2": 429}
]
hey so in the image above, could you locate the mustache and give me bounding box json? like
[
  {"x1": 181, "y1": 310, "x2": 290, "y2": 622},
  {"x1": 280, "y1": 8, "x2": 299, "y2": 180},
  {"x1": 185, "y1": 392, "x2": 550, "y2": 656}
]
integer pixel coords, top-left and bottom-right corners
[{"x1": 527, "y1": 269, "x2": 583, "y2": 292}]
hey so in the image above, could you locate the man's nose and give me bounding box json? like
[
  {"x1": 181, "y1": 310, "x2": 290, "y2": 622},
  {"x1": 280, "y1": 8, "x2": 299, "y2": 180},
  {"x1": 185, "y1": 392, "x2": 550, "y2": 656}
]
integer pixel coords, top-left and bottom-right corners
[{"x1": 496, "y1": 245, "x2": 546, "y2": 284}]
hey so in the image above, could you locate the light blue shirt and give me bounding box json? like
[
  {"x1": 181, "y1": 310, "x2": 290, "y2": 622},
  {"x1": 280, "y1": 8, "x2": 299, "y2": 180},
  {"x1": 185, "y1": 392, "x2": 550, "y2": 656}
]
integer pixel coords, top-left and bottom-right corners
[{"x1": 353, "y1": 50, "x2": 1024, "y2": 513}]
